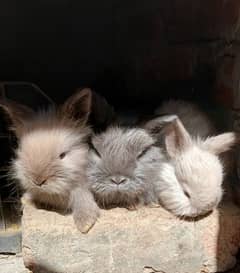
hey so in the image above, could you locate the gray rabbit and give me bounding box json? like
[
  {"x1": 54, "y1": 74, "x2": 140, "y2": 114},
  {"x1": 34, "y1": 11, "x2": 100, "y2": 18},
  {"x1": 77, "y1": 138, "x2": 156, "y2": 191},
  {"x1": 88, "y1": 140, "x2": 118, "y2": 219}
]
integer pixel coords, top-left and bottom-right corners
[{"x1": 87, "y1": 126, "x2": 164, "y2": 209}]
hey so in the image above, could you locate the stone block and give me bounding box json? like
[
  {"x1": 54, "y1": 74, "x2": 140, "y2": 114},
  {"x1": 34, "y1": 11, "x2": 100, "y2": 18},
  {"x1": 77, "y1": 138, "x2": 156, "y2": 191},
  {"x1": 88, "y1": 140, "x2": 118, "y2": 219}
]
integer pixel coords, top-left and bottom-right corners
[{"x1": 22, "y1": 201, "x2": 240, "y2": 273}]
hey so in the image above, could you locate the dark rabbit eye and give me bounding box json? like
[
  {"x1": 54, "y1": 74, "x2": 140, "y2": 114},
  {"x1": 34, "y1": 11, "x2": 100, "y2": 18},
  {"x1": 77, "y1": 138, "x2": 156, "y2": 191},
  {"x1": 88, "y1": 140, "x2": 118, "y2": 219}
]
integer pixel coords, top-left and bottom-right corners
[
  {"x1": 59, "y1": 152, "x2": 67, "y2": 159},
  {"x1": 89, "y1": 142, "x2": 101, "y2": 158},
  {"x1": 184, "y1": 190, "x2": 190, "y2": 198},
  {"x1": 137, "y1": 145, "x2": 152, "y2": 159}
]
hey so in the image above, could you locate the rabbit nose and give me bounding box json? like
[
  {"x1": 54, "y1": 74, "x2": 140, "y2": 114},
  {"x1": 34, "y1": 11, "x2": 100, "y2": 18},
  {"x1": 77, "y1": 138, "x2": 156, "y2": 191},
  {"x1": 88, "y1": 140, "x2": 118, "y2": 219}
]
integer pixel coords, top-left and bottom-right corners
[
  {"x1": 110, "y1": 176, "x2": 127, "y2": 185},
  {"x1": 35, "y1": 178, "x2": 47, "y2": 186}
]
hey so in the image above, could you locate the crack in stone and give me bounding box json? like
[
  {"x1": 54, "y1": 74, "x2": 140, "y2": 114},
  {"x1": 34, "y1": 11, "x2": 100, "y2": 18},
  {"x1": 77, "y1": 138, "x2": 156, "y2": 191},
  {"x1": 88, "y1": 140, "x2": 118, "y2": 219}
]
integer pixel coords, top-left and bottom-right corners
[{"x1": 143, "y1": 266, "x2": 166, "y2": 273}]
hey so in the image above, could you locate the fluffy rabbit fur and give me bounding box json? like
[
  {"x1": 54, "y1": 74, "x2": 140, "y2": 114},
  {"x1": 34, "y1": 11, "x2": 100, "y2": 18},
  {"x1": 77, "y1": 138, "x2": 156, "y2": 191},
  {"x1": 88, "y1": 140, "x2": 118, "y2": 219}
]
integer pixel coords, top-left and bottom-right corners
[
  {"x1": 146, "y1": 100, "x2": 237, "y2": 217},
  {"x1": 0, "y1": 88, "x2": 99, "y2": 233},
  {"x1": 87, "y1": 127, "x2": 164, "y2": 208}
]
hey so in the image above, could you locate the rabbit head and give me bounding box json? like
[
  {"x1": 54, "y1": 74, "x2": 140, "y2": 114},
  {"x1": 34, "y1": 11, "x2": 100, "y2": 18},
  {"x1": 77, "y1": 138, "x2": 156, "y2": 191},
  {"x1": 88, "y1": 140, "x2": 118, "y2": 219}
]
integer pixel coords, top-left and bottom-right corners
[
  {"x1": 0, "y1": 88, "x2": 92, "y2": 208},
  {"x1": 87, "y1": 127, "x2": 163, "y2": 208},
  {"x1": 147, "y1": 116, "x2": 237, "y2": 217}
]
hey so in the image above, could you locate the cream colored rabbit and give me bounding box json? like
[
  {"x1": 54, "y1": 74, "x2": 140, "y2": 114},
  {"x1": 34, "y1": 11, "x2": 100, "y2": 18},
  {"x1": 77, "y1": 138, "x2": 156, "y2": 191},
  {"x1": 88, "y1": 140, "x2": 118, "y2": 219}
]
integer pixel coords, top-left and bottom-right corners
[{"x1": 0, "y1": 88, "x2": 99, "y2": 233}]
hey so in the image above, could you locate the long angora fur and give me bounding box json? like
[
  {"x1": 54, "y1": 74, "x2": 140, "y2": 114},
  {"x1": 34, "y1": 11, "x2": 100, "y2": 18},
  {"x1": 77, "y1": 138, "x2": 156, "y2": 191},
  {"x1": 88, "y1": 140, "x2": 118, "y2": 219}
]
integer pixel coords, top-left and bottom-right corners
[
  {"x1": 87, "y1": 127, "x2": 164, "y2": 208},
  {"x1": 0, "y1": 88, "x2": 100, "y2": 233},
  {"x1": 149, "y1": 100, "x2": 237, "y2": 217}
]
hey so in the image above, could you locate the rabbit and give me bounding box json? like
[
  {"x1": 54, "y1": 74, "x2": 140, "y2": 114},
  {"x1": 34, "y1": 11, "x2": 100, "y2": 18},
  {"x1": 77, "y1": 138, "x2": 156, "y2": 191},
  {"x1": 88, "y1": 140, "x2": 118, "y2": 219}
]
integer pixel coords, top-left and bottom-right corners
[
  {"x1": 0, "y1": 88, "x2": 100, "y2": 233},
  {"x1": 154, "y1": 99, "x2": 236, "y2": 177},
  {"x1": 144, "y1": 100, "x2": 237, "y2": 217},
  {"x1": 87, "y1": 126, "x2": 164, "y2": 209}
]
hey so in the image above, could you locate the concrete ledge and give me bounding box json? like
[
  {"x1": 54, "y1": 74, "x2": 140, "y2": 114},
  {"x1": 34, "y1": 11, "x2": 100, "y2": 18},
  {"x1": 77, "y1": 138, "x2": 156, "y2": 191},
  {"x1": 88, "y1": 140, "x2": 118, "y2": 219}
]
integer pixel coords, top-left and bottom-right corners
[
  {"x1": 0, "y1": 254, "x2": 30, "y2": 273},
  {"x1": 22, "y1": 202, "x2": 240, "y2": 273}
]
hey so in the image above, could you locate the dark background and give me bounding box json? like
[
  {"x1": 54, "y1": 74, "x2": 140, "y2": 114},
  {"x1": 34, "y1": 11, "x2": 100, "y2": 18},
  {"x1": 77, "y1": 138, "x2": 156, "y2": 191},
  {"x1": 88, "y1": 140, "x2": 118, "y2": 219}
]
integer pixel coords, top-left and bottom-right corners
[{"x1": 2, "y1": 0, "x2": 236, "y2": 110}]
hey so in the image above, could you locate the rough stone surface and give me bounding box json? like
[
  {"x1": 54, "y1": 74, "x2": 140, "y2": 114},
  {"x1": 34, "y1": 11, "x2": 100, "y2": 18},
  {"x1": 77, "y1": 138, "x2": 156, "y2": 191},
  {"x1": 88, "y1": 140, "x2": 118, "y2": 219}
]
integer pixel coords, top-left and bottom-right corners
[
  {"x1": 22, "y1": 201, "x2": 240, "y2": 273},
  {"x1": 0, "y1": 254, "x2": 30, "y2": 273}
]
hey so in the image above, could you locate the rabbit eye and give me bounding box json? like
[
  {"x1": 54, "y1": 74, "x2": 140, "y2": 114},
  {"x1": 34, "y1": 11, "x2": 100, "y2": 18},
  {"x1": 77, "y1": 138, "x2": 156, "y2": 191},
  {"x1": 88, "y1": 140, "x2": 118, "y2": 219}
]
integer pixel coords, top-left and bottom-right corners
[
  {"x1": 59, "y1": 152, "x2": 68, "y2": 159},
  {"x1": 89, "y1": 142, "x2": 101, "y2": 158},
  {"x1": 137, "y1": 145, "x2": 152, "y2": 159},
  {"x1": 184, "y1": 190, "x2": 190, "y2": 198}
]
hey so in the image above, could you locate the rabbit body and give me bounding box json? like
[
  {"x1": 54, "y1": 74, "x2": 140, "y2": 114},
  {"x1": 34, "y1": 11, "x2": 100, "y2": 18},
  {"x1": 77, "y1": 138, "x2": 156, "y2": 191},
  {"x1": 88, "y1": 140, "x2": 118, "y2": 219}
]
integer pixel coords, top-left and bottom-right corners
[
  {"x1": 12, "y1": 114, "x2": 90, "y2": 210},
  {"x1": 1, "y1": 89, "x2": 100, "y2": 233},
  {"x1": 150, "y1": 100, "x2": 236, "y2": 217},
  {"x1": 87, "y1": 127, "x2": 165, "y2": 208}
]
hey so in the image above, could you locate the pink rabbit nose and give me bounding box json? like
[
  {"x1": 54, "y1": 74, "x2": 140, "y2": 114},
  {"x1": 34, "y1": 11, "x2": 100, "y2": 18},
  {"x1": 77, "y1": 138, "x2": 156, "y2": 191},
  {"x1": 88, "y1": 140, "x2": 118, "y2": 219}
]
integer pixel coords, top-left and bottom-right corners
[
  {"x1": 110, "y1": 176, "x2": 127, "y2": 185},
  {"x1": 35, "y1": 178, "x2": 47, "y2": 186}
]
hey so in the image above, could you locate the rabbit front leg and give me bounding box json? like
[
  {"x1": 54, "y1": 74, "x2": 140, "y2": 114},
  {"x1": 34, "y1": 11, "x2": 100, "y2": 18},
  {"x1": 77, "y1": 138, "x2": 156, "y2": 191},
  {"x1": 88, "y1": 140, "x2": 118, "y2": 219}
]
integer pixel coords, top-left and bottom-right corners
[
  {"x1": 70, "y1": 187, "x2": 100, "y2": 233},
  {"x1": 21, "y1": 192, "x2": 36, "y2": 209}
]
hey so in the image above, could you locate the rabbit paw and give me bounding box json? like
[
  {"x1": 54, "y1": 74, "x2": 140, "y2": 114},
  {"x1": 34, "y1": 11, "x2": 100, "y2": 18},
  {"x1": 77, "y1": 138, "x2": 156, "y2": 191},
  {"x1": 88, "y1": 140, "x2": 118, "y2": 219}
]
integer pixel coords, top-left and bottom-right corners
[
  {"x1": 126, "y1": 204, "x2": 138, "y2": 211},
  {"x1": 21, "y1": 193, "x2": 35, "y2": 209},
  {"x1": 148, "y1": 203, "x2": 161, "y2": 208},
  {"x1": 73, "y1": 208, "x2": 100, "y2": 234}
]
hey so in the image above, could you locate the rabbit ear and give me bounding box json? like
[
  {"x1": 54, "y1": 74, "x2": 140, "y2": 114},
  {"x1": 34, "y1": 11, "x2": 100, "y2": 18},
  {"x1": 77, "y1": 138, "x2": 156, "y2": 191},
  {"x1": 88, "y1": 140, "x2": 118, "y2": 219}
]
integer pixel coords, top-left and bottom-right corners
[
  {"x1": 0, "y1": 99, "x2": 34, "y2": 138},
  {"x1": 144, "y1": 115, "x2": 178, "y2": 136},
  {"x1": 164, "y1": 118, "x2": 192, "y2": 158},
  {"x1": 202, "y1": 132, "x2": 237, "y2": 155},
  {"x1": 90, "y1": 91, "x2": 116, "y2": 132},
  {"x1": 60, "y1": 88, "x2": 92, "y2": 125}
]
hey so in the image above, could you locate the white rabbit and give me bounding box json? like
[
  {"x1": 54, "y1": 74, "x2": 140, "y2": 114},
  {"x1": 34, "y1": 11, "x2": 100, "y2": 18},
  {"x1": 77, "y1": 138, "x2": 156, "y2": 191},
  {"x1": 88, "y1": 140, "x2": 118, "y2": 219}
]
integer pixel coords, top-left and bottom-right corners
[
  {"x1": 0, "y1": 88, "x2": 99, "y2": 233},
  {"x1": 145, "y1": 100, "x2": 237, "y2": 217}
]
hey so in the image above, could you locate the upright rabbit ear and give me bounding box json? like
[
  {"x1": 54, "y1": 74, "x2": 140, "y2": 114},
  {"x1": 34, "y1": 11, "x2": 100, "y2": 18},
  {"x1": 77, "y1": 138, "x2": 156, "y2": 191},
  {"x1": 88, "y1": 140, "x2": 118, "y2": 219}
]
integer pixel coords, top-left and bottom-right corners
[
  {"x1": 90, "y1": 91, "x2": 116, "y2": 132},
  {"x1": 202, "y1": 132, "x2": 237, "y2": 155},
  {"x1": 144, "y1": 114, "x2": 178, "y2": 136},
  {"x1": 60, "y1": 88, "x2": 92, "y2": 125},
  {"x1": 164, "y1": 118, "x2": 192, "y2": 158},
  {"x1": 0, "y1": 99, "x2": 34, "y2": 138}
]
